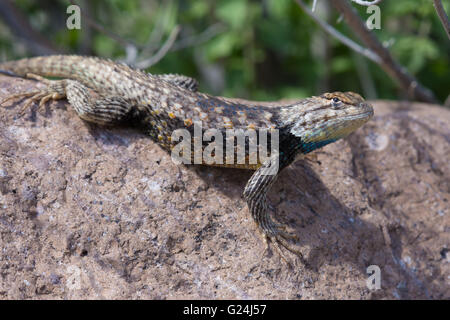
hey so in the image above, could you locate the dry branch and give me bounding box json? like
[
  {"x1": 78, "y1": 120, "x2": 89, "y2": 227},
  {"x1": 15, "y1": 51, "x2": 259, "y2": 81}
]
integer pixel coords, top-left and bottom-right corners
[
  {"x1": 296, "y1": 0, "x2": 438, "y2": 103},
  {"x1": 433, "y1": 0, "x2": 450, "y2": 40}
]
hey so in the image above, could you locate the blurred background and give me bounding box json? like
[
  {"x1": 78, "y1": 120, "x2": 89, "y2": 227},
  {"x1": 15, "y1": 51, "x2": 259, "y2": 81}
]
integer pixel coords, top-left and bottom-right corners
[{"x1": 0, "y1": 0, "x2": 448, "y2": 104}]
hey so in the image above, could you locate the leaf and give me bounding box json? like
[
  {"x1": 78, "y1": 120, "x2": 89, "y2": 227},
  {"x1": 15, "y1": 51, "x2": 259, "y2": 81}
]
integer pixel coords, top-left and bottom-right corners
[
  {"x1": 331, "y1": 57, "x2": 353, "y2": 73},
  {"x1": 206, "y1": 33, "x2": 240, "y2": 60},
  {"x1": 216, "y1": 0, "x2": 248, "y2": 29},
  {"x1": 394, "y1": 36, "x2": 439, "y2": 73},
  {"x1": 265, "y1": 0, "x2": 291, "y2": 19}
]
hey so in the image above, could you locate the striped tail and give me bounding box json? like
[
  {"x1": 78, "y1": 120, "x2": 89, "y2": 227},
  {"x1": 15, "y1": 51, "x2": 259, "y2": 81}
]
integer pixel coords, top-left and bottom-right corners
[{"x1": 0, "y1": 55, "x2": 87, "y2": 78}]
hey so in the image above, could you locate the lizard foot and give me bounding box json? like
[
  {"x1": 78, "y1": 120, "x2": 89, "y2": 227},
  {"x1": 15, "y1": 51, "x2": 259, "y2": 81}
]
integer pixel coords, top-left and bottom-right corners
[
  {"x1": 269, "y1": 233, "x2": 306, "y2": 265},
  {"x1": 0, "y1": 73, "x2": 66, "y2": 116},
  {"x1": 272, "y1": 228, "x2": 307, "y2": 266},
  {"x1": 258, "y1": 215, "x2": 306, "y2": 266}
]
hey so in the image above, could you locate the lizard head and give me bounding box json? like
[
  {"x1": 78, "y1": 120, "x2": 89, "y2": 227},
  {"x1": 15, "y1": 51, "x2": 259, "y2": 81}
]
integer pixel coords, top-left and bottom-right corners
[{"x1": 280, "y1": 91, "x2": 374, "y2": 153}]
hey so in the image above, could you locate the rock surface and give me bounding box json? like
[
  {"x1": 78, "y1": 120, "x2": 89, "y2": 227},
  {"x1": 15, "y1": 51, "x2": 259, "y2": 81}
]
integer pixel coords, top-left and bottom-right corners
[{"x1": 0, "y1": 76, "x2": 448, "y2": 299}]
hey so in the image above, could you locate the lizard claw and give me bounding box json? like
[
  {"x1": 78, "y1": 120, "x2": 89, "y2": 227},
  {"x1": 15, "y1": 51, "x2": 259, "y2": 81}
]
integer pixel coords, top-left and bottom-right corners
[
  {"x1": 261, "y1": 213, "x2": 298, "y2": 241},
  {"x1": 1, "y1": 91, "x2": 38, "y2": 107},
  {"x1": 268, "y1": 233, "x2": 305, "y2": 266},
  {"x1": 1, "y1": 91, "x2": 50, "y2": 116},
  {"x1": 258, "y1": 216, "x2": 304, "y2": 264}
]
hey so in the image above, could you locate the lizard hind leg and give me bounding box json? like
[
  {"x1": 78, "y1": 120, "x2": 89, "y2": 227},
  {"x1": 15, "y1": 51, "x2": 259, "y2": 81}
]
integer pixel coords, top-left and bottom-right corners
[
  {"x1": 63, "y1": 80, "x2": 134, "y2": 125},
  {"x1": 0, "y1": 73, "x2": 67, "y2": 116}
]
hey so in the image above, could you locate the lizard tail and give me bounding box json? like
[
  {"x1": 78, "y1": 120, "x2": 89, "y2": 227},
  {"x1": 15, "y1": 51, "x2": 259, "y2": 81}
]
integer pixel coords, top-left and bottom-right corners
[{"x1": 0, "y1": 55, "x2": 85, "y2": 78}]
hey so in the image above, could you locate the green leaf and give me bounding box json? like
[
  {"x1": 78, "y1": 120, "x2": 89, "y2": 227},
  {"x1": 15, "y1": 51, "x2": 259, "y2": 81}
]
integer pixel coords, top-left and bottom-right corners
[
  {"x1": 206, "y1": 33, "x2": 239, "y2": 60},
  {"x1": 189, "y1": 1, "x2": 209, "y2": 18},
  {"x1": 266, "y1": 0, "x2": 291, "y2": 19},
  {"x1": 216, "y1": 0, "x2": 248, "y2": 29},
  {"x1": 394, "y1": 36, "x2": 439, "y2": 73},
  {"x1": 331, "y1": 57, "x2": 353, "y2": 73}
]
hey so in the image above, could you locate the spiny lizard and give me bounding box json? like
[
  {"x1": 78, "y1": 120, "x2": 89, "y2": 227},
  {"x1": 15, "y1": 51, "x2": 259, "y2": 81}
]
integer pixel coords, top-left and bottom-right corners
[{"x1": 0, "y1": 55, "x2": 374, "y2": 260}]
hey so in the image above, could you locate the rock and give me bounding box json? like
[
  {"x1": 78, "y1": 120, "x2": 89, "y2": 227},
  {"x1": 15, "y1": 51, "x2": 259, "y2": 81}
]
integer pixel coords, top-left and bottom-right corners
[{"x1": 0, "y1": 76, "x2": 448, "y2": 299}]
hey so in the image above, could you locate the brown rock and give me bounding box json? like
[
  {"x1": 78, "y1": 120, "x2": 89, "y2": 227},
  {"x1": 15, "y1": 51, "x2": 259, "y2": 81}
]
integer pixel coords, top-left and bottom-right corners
[{"x1": 0, "y1": 76, "x2": 448, "y2": 299}]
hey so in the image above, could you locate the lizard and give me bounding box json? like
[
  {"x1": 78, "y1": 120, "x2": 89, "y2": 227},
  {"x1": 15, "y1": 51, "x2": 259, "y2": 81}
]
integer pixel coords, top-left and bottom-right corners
[{"x1": 0, "y1": 55, "x2": 374, "y2": 260}]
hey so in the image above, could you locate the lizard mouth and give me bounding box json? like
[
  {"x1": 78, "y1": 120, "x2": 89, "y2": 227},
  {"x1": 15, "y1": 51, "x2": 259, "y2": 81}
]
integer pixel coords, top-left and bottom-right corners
[
  {"x1": 343, "y1": 101, "x2": 374, "y2": 123},
  {"x1": 332, "y1": 102, "x2": 374, "y2": 138},
  {"x1": 360, "y1": 101, "x2": 374, "y2": 114},
  {"x1": 305, "y1": 101, "x2": 374, "y2": 144}
]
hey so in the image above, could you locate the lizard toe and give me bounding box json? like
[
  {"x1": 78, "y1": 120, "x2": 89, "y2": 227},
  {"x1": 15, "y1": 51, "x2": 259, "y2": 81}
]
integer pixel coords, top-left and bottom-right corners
[
  {"x1": 272, "y1": 234, "x2": 305, "y2": 263},
  {"x1": 2, "y1": 79, "x2": 67, "y2": 116},
  {"x1": 0, "y1": 91, "x2": 38, "y2": 107}
]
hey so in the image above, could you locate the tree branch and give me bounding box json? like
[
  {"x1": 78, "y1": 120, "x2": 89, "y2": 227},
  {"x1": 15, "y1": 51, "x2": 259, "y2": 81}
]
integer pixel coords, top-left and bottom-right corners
[
  {"x1": 69, "y1": 0, "x2": 222, "y2": 68},
  {"x1": 136, "y1": 26, "x2": 181, "y2": 69},
  {"x1": 69, "y1": 0, "x2": 139, "y2": 50},
  {"x1": 295, "y1": 0, "x2": 381, "y2": 64},
  {"x1": 433, "y1": 0, "x2": 450, "y2": 40},
  {"x1": 326, "y1": 0, "x2": 438, "y2": 103},
  {"x1": 171, "y1": 23, "x2": 226, "y2": 51},
  {"x1": 0, "y1": 0, "x2": 61, "y2": 55}
]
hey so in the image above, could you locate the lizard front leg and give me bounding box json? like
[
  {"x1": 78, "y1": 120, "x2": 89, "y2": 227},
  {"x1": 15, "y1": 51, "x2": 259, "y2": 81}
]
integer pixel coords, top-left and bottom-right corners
[{"x1": 243, "y1": 156, "x2": 305, "y2": 262}]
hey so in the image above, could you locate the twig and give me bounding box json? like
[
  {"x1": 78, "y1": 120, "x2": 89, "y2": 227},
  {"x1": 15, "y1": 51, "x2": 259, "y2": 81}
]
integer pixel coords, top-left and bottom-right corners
[
  {"x1": 141, "y1": 0, "x2": 174, "y2": 55},
  {"x1": 329, "y1": 0, "x2": 438, "y2": 103},
  {"x1": 69, "y1": 0, "x2": 139, "y2": 49},
  {"x1": 171, "y1": 23, "x2": 226, "y2": 51},
  {"x1": 295, "y1": 0, "x2": 381, "y2": 64},
  {"x1": 135, "y1": 23, "x2": 225, "y2": 56},
  {"x1": 0, "y1": 0, "x2": 60, "y2": 55},
  {"x1": 136, "y1": 26, "x2": 181, "y2": 69},
  {"x1": 432, "y1": 0, "x2": 450, "y2": 40},
  {"x1": 297, "y1": 0, "x2": 438, "y2": 103},
  {"x1": 69, "y1": 0, "x2": 222, "y2": 68}
]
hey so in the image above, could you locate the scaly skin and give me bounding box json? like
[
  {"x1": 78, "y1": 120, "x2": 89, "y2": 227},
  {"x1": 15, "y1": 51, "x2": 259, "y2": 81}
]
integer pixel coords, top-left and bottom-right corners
[{"x1": 0, "y1": 55, "x2": 374, "y2": 261}]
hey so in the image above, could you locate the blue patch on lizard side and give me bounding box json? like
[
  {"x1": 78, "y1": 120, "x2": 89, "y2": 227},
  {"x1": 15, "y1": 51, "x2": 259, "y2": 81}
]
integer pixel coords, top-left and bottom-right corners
[{"x1": 301, "y1": 138, "x2": 338, "y2": 154}]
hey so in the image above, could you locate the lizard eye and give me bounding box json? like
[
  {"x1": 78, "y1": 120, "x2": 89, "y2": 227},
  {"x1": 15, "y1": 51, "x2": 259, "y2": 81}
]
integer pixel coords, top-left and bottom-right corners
[{"x1": 331, "y1": 97, "x2": 341, "y2": 108}]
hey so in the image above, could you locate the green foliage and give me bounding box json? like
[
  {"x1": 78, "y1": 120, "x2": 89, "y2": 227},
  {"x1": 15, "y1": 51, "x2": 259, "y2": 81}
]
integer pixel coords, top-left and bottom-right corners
[
  {"x1": 216, "y1": 0, "x2": 248, "y2": 29},
  {"x1": 1, "y1": 0, "x2": 449, "y2": 103},
  {"x1": 395, "y1": 37, "x2": 440, "y2": 73}
]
